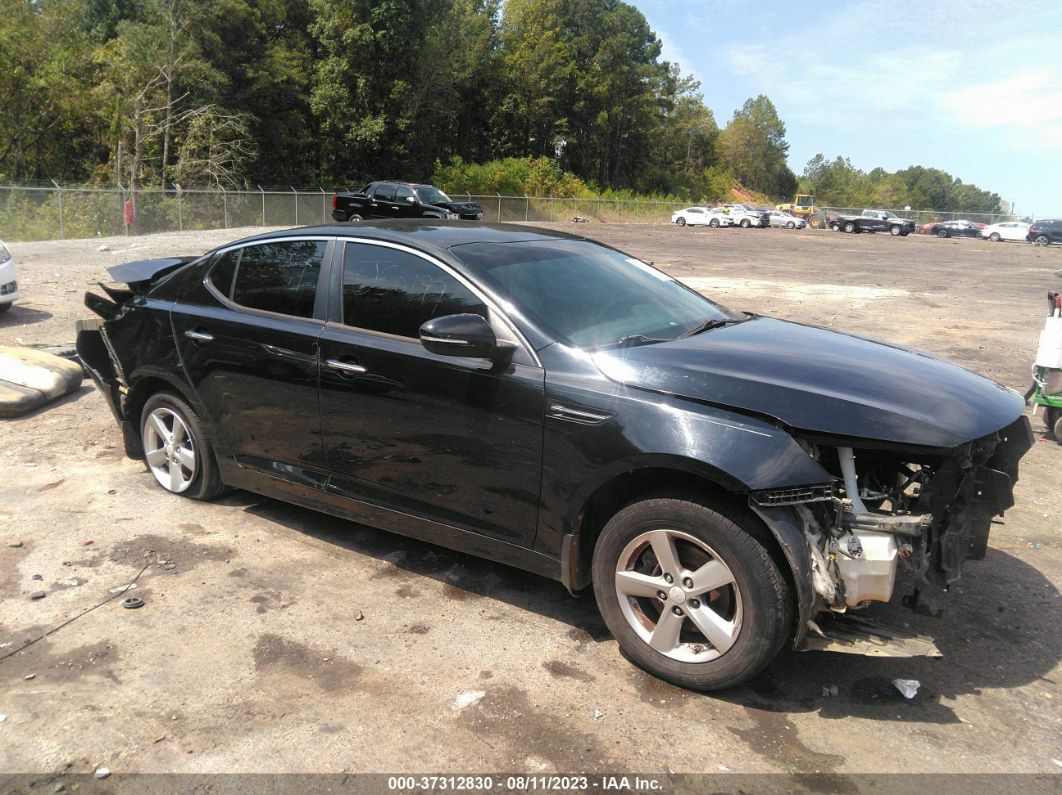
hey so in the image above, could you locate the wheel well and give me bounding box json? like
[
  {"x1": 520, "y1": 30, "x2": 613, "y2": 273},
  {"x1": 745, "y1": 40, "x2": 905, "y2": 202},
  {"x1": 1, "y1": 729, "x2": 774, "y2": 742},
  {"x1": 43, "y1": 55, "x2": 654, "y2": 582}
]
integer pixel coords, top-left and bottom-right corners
[
  {"x1": 121, "y1": 377, "x2": 192, "y2": 456},
  {"x1": 573, "y1": 468, "x2": 795, "y2": 592}
]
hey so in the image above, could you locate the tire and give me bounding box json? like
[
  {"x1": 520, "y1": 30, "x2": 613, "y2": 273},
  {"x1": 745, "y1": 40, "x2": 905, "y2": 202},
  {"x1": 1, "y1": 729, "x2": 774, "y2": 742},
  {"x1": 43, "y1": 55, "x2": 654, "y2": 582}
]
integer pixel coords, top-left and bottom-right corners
[
  {"x1": 843, "y1": 221, "x2": 855, "y2": 233},
  {"x1": 0, "y1": 303, "x2": 10, "y2": 314},
  {"x1": 1034, "y1": 235, "x2": 1050, "y2": 246},
  {"x1": 889, "y1": 225, "x2": 901, "y2": 236},
  {"x1": 592, "y1": 496, "x2": 793, "y2": 691},
  {"x1": 1046, "y1": 407, "x2": 1060, "y2": 442},
  {"x1": 786, "y1": 221, "x2": 795, "y2": 229},
  {"x1": 830, "y1": 222, "x2": 840, "y2": 231},
  {"x1": 676, "y1": 217, "x2": 686, "y2": 227},
  {"x1": 989, "y1": 232, "x2": 1001, "y2": 242},
  {"x1": 709, "y1": 218, "x2": 720, "y2": 228},
  {"x1": 140, "y1": 392, "x2": 224, "y2": 501},
  {"x1": 937, "y1": 228, "x2": 949, "y2": 238},
  {"x1": 348, "y1": 214, "x2": 363, "y2": 223},
  {"x1": 1054, "y1": 414, "x2": 1062, "y2": 445},
  {"x1": 739, "y1": 219, "x2": 751, "y2": 228}
]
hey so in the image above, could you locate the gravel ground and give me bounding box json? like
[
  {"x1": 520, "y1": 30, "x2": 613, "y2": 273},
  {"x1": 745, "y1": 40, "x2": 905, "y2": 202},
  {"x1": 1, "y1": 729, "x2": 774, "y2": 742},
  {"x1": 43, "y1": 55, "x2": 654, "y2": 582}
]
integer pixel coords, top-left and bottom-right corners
[{"x1": 0, "y1": 224, "x2": 1059, "y2": 784}]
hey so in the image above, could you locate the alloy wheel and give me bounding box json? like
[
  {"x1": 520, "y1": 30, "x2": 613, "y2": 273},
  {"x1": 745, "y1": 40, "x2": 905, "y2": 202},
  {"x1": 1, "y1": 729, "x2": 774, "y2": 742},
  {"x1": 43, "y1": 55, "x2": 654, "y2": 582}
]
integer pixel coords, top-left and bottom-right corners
[
  {"x1": 614, "y1": 528, "x2": 742, "y2": 664},
  {"x1": 143, "y1": 407, "x2": 197, "y2": 493}
]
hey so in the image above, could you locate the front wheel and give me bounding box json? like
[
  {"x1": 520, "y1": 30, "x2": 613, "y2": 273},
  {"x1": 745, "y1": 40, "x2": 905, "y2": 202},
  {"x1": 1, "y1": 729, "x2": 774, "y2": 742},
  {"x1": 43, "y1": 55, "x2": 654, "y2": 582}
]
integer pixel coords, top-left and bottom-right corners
[
  {"x1": 1034, "y1": 234, "x2": 1050, "y2": 246},
  {"x1": 140, "y1": 392, "x2": 224, "y2": 500},
  {"x1": 889, "y1": 225, "x2": 902, "y2": 236},
  {"x1": 592, "y1": 497, "x2": 793, "y2": 691},
  {"x1": 676, "y1": 217, "x2": 686, "y2": 227},
  {"x1": 709, "y1": 218, "x2": 720, "y2": 228},
  {"x1": 786, "y1": 221, "x2": 795, "y2": 229},
  {"x1": 740, "y1": 219, "x2": 751, "y2": 228},
  {"x1": 989, "y1": 232, "x2": 1001, "y2": 242},
  {"x1": 843, "y1": 221, "x2": 855, "y2": 233}
]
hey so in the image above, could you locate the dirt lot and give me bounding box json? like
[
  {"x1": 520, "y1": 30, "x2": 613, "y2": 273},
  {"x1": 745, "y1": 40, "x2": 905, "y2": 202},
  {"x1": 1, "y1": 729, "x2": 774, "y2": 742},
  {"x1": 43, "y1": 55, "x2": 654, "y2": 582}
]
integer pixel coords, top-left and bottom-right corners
[{"x1": 0, "y1": 224, "x2": 1060, "y2": 782}]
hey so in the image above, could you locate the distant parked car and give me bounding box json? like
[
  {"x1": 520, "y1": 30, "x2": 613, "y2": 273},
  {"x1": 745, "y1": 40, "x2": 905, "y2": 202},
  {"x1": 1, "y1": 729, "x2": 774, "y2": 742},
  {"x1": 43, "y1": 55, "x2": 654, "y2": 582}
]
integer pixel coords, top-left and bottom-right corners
[
  {"x1": 721, "y1": 204, "x2": 771, "y2": 228},
  {"x1": 1027, "y1": 219, "x2": 1062, "y2": 246},
  {"x1": 980, "y1": 222, "x2": 1031, "y2": 243},
  {"x1": 767, "y1": 210, "x2": 806, "y2": 229},
  {"x1": 671, "y1": 207, "x2": 735, "y2": 228},
  {"x1": 929, "y1": 220, "x2": 982, "y2": 239},
  {"x1": 672, "y1": 207, "x2": 713, "y2": 227},
  {"x1": 0, "y1": 240, "x2": 18, "y2": 314},
  {"x1": 332, "y1": 181, "x2": 483, "y2": 222}
]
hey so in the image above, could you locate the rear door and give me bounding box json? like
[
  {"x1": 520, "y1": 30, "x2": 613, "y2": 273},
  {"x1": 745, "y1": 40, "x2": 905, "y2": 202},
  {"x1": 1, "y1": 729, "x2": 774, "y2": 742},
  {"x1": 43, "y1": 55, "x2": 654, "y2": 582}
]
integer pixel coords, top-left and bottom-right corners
[
  {"x1": 172, "y1": 237, "x2": 332, "y2": 486},
  {"x1": 368, "y1": 183, "x2": 401, "y2": 219},
  {"x1": 317, "y1": 239, "x2": 546, "y2": 544}
]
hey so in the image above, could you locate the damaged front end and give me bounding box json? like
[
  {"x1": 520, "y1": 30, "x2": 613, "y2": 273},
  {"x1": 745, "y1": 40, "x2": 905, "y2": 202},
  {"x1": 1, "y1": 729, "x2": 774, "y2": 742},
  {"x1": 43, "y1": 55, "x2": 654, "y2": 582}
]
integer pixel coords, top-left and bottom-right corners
[{"x1": 751, "y1": 415, "x2": 1034, "y2": 649}]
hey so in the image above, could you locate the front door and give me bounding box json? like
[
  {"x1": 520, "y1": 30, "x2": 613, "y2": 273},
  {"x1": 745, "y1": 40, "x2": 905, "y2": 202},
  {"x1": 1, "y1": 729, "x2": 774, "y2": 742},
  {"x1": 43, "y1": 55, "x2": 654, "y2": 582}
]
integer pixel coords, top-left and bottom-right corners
[
  {"x1": 318, "y1": 240, "x2": 545, "y2": 544},
  {"x1": 172, "y1": 238, "x2": 331, "y2": 485}
]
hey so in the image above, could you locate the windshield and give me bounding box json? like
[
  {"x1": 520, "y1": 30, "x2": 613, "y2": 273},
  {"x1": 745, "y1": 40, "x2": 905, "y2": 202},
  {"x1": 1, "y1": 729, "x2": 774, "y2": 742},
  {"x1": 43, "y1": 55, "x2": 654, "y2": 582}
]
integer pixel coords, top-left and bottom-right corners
[
  {"x1": 451, "y1": 240, "x2": 738, "y2": 349},
  {"x1": 415, "y1": 186, "x2": 452, "y2": 205}
]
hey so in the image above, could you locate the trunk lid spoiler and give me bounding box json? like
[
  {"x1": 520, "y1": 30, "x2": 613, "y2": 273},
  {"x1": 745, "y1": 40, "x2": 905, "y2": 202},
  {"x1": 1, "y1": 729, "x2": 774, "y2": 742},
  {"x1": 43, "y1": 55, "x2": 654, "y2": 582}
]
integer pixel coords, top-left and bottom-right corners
[{"x1": 106, "y1": 256, "x2": 197, "y2": 294}]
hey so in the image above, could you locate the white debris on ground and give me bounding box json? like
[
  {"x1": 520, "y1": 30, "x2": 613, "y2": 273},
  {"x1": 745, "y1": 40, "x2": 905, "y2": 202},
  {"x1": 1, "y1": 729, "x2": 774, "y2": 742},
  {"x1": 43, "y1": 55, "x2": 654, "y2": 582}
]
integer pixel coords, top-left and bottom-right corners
[{"x1": 452, "y1": 690, "x2": 486, "y2": 711}]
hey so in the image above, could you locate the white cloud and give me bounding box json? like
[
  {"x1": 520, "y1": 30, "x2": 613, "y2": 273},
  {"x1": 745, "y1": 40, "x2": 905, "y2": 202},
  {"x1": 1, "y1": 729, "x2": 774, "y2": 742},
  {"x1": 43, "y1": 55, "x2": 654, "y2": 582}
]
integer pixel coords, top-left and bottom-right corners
[{"x1": 942, "y1": 69, "x2": 1062, "y2": 149}]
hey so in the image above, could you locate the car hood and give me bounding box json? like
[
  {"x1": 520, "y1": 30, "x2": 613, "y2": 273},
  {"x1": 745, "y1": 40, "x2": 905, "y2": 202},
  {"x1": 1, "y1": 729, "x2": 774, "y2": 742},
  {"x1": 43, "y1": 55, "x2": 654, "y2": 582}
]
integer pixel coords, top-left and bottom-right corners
[
  {"x1": 438, "y1": 200, "x2": 482, "y2": 214},
  {"x1": 592, "y1": 317, "x2": 1024, "y2": 448}
]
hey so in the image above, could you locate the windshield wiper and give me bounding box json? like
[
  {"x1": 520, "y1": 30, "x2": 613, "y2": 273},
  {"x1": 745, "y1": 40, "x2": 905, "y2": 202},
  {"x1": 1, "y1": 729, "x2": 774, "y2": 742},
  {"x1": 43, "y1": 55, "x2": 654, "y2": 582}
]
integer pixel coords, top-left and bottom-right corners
[
  {"x1": 678, "y1": 318, "x2": 741, "y2": 338},
  {"x1": 598, "y1": 334, "x2": 671, "y2": 350}
]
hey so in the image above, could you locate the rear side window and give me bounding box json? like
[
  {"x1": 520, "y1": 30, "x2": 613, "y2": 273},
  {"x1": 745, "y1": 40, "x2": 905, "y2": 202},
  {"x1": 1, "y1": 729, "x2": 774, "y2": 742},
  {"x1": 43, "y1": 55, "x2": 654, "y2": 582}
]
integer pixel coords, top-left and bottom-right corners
[
  {"x1": 208, "y1": 250, "x2": 240, "y2": 298},
  {"x1": 341, "y1": 243, "x2": 487, "y2": 338},
  {"x1": 373, "y1": 184, "x2": 396, "y2": 201},
  {"x1": 230, "y1": 240, "x2": 326, "y2": 318}
]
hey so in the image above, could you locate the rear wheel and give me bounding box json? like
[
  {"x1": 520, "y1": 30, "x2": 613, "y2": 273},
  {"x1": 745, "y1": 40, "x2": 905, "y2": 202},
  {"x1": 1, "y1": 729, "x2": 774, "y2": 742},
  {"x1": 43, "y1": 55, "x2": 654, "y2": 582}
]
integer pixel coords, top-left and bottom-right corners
[
  {"x1": 676, "y1": 217, "x2": 686, "y2": 227},
  {"x1": 140, "y1": 392, "x2": 224, "y2": 500},
  {"x1": 843, "y1": 221, "x2": 855, "y2": 233},
  {"x1": 937, "y1": 228, "x2": 949, "y2": 238},
  {"x1": 592, "y1": 496, "x2": 793, "y2": 691},
  {"x1": 786, "y1": 221, "x2": 795, "y2": 229},
  {"x1": 740, "y1": 219, "x2": 751, "y2": 228},
  {"x1": 1047, "y1": 407, "x2": 1060, "y2": 441},
  {"x1": 1034, "y1": 234, "x2": 1050, "y2": 246},
  {"x1": 348, "y1": 214, "x2": 363, "y2": 222}
]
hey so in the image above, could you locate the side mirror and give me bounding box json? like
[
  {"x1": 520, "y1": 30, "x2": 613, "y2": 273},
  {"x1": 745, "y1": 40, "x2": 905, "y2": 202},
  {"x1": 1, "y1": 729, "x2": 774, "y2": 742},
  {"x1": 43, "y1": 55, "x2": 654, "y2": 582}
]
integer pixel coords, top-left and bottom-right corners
[
  {"x1": 406, "y1": 196, "x2": 416, "y2": 203},
  {"x1": 419, "y1": 313, "x2": 497, "y2": 359}
]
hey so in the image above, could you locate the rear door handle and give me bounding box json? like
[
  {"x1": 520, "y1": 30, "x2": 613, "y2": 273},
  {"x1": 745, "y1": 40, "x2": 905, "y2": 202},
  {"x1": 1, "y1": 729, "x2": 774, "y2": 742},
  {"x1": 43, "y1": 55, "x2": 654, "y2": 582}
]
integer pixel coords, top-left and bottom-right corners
[
  {"x1": 325, "y1": 358, "x2": 367, "y2": 375},
  {"x1": 184, "y1": 329, "x2": 214, "y2": 342}
]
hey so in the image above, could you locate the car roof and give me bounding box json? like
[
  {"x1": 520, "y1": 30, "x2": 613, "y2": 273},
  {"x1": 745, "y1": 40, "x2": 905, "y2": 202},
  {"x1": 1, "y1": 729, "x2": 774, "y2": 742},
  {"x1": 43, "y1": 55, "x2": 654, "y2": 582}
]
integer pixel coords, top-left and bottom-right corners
[{"x1": 217, "y1": 221, "x2": 589, "y2": 258}]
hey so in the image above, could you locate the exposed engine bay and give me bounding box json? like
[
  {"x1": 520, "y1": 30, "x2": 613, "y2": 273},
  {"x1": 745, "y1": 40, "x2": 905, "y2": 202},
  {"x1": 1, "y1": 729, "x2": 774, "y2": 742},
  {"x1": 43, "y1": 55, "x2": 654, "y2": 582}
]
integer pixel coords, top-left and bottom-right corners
[{"x1": 754, "y1": 415, "x2": 1034, "y2": 625}]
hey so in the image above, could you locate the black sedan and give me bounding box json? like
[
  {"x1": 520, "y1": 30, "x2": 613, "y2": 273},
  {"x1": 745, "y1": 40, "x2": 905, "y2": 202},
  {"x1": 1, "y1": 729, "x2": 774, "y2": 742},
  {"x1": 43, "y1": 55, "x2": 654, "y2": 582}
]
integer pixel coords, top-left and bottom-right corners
[
  {"x1": 928, "y1": 219, "x2": 983, "y2": 238},
  {"x1": 77, "y1": 222, "x2": 1032, "y2": 691}
]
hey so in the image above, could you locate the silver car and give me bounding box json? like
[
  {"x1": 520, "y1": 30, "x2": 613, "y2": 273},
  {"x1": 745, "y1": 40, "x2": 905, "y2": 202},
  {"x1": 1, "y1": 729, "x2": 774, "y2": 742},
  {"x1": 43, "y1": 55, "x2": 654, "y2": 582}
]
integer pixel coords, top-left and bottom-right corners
[{"x1": 768, "y1": 210, "x2": 806, "y2": 229}]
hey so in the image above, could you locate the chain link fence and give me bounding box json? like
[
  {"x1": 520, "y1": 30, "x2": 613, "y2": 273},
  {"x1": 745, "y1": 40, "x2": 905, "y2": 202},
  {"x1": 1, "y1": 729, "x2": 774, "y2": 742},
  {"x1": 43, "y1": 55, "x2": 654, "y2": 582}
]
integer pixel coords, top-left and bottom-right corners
[{"x1": 0, "y1": 183, "x2": 1031, "y2": 242}]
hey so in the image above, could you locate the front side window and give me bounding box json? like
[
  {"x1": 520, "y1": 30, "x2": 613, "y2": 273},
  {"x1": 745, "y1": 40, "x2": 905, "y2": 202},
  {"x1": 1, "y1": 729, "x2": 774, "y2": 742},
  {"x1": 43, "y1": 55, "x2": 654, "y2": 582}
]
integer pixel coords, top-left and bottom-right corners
[
  {"x1": 342, "y1": 243, "x2": 487, "y2": 338},
  {"x1": 394, "y1": 185, "x2": 414, "y2": 202},
  {"x1": 230, "y1": 240, "x2": 326, "y2": 318},
  {"x1": 415, "y1": 186, "x2": 452, "y2": 205},
  {"x1": 208, "y1": 249, "x2": 240, "y2": 298}
]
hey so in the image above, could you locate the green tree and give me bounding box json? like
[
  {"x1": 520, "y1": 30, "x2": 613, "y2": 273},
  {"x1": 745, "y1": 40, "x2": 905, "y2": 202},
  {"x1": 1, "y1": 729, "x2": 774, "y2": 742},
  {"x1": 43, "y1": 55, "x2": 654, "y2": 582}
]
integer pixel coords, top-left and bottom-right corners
[{"x1": 717, "y1": 95, "x2": 791, "y2": 197}]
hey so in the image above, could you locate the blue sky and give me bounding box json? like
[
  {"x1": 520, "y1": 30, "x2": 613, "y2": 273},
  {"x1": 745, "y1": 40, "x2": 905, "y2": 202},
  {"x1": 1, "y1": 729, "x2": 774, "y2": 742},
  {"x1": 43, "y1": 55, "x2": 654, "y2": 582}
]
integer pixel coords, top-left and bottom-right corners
[{"x1": 632, "y1": 0, "x2": 1062, "y2": 216}]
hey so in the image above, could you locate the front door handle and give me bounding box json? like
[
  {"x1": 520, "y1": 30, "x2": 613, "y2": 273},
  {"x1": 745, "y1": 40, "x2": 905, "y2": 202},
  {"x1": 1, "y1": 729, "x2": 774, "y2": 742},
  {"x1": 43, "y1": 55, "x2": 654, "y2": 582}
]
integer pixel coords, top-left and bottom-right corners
[
  {"x1": 184, "y1": 329, "x2": 214, "y2": 342},
  {"x1": 325, "y1": 358, "x2": 367, "y2": 375}
]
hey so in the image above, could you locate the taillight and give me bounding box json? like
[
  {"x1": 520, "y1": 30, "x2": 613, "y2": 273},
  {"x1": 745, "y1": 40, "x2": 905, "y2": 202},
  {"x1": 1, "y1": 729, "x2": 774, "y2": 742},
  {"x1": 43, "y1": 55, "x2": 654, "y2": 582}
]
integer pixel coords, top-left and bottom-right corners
[{"x1": 331, "y1": 194, "x2": 337, "y2": 210}]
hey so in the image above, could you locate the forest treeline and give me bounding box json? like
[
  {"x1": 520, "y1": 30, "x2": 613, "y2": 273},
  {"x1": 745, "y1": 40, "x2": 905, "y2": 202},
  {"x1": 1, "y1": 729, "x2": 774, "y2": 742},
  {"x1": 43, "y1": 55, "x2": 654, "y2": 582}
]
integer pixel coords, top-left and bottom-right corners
[{"x1": 1, "y1": 0, "x2": 1002, "y2": 211}]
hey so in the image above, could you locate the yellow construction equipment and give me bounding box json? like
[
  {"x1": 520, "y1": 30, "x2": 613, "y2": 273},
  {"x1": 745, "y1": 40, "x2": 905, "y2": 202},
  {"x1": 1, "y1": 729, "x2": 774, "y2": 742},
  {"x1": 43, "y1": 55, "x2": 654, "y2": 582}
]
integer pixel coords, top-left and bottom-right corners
[{"x1": 776, "y1": 194, "x2": 828, "y2": 229}]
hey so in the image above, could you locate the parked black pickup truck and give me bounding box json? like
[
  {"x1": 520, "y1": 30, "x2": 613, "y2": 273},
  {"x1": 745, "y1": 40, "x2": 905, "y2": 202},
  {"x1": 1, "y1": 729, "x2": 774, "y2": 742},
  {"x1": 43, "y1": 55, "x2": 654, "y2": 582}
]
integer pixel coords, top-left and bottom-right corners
[
  {"x1": 332, "y1": 181, "x2": 484, "y2": 222},
  {"x1": 832, "y1": 209, "x2": 916, "y2": 236}
]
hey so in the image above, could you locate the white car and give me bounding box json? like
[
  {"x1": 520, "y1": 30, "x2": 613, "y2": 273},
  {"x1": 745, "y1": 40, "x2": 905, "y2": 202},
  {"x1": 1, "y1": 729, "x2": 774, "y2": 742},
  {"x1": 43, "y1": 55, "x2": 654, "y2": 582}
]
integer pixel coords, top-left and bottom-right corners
[
  {"x1": 768, "y1": 210, "x2": 806, "y2": 229},
  {"x1": 721, "y1": 204, "x2": 771, "y2": 228},
  {"x1": 671, "y1": 207, "x2": 735, "y2": 228},
  {"x1": 0, "y1": 240, "x2": 18, "y2": 314},
  {"x1": 980, "y1": 221, "x2": 1031, "y2": 243}
]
